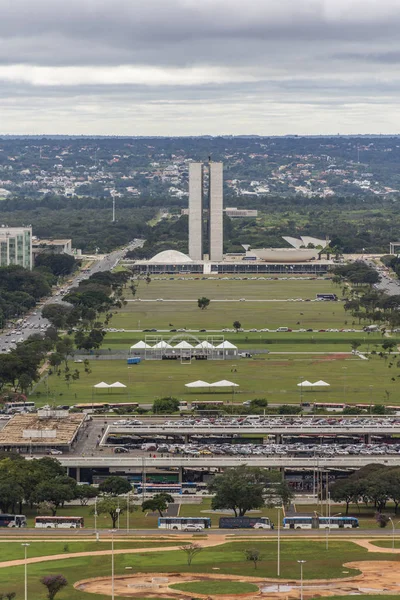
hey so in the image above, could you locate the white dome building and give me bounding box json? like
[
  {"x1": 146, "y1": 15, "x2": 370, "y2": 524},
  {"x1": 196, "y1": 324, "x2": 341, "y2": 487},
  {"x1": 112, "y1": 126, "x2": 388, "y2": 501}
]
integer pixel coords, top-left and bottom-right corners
[{"x1": 149, "y1": 250, "x2": 193, "y2": 263}]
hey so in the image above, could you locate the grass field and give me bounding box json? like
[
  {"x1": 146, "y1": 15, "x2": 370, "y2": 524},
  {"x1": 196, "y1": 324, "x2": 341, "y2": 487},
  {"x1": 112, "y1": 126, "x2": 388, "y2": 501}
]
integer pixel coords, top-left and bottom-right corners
[
  {"x1": 169, "y1": 581, "x2": 259, "y2": 594},
  {"x1": 0, "y1": 540, "x2": 175, "y2": 561},
  {"x1": 110, "y1": 299, "x2": 350, "y2": 330},
  {"x1": 1, "y1": 540, "x2": 399, "y2": 600},
  {"x1": 129, "y1": 277, "x2": 339, "y2": 301},
  {"x1": 34, "y1": 352, "x2": 400, "y2": 406}
]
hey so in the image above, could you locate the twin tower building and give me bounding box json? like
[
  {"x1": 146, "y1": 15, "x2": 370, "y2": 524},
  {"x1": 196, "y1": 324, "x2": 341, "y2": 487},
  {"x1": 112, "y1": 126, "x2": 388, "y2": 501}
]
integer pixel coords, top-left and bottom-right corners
[{"x1": 188, "y1": 161, "x2": 223, "y2": 262}]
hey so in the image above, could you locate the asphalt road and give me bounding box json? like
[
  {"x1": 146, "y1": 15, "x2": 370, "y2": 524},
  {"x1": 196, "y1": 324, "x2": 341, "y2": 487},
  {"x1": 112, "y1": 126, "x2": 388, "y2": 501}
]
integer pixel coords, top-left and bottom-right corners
[
  {"x1": 0, "y1": 528, "x2": 394, "y2": 537},
  {"x1": 0, "y1": 239, "x2": 143, "y2": 354}
]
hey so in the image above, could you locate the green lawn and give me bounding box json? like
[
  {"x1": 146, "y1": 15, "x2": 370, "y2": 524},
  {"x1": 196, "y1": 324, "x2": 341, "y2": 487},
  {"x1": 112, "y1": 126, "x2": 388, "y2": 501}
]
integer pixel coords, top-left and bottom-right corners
[
  {"x1": 110, "y1": 299, "x2": 350, "y2": 330},
  {"x1": 129, "y1": 277, "x2": 339, "y2": 301},
  {"x1": 0, "y1": 540, "x2": 175, "y2": 561},
  {"x1": 34, "y1": 351, "x2": 400, "y2": 406},
  {"x1": 169, "y1": 581, "x2": 259, "y2": 594},
  {"x1": 0, "y1": 540, "x2": 398, "y2": 600}
]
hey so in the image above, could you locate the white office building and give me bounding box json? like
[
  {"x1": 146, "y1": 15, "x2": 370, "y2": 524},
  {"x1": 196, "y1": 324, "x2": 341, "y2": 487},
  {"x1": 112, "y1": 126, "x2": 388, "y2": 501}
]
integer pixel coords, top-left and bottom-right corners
[{"x1": 0, "y1": 226, "x2": 32, "y2": 269}]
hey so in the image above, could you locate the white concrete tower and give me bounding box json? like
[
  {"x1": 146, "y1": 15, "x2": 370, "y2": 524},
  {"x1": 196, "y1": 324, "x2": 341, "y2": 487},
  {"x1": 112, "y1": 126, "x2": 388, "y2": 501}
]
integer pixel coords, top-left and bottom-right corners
[
  {"x1": 188, "y1": 162, "x2": 203, "y2": 260},
  {"x1": 209, "y1": 161, "x2": 224, "y2": 261}
]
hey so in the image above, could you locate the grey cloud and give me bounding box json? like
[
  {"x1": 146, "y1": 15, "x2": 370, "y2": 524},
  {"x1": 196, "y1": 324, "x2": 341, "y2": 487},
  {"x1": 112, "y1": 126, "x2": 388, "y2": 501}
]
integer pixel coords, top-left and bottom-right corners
[{"x1": 0, "y1": 0, "x2": 400, "y2": 134}]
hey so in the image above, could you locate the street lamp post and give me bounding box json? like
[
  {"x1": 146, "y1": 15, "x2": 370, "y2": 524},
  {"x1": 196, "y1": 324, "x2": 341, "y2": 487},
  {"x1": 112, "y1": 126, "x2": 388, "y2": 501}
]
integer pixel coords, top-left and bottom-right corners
[
  {"x1": 94, "y1": 496, "x2": 98, "y2": 540},
  {"x1": 22, "y1": 543, "x2": 30, "y2": 600},
  {"x1": 388, "y1": 518, "x2": 400, "y2": 552},
  {"x1": 277, "y1": 506, "x2": 281, "y2": 577},
  {"x1": 127, "y1": 494, "x2": 130, "y2": 533},
  {"x1": 297, "y1": 560, "x2": 306, "y2": 600},
  {"x1": 116, "y1": 505, "x2": 121, "y2": 531},
  {"x1": 110, "y1": 529, "x2": 117, "y2": 600}
]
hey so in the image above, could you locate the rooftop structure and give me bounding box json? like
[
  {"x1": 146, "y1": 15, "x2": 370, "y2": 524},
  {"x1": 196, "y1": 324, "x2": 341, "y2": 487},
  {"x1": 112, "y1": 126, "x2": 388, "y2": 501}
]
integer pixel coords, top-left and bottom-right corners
[{"x1": 0, "y1": 413, "x2": 86, "y2": 453}]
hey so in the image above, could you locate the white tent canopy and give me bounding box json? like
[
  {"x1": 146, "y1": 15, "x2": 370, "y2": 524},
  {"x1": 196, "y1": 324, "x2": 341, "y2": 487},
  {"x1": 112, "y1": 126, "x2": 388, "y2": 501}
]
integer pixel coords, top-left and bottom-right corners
[
  {"x1": 93, "y1": 382, "x2": 110, "y2": 389},
  {"x1": 313, "y1": 380, "x2": 330, "y2": 387},
  {"x1": 195, "y1": 341, "x2": 215, "y2": 349},
  {"x1": 174, "y1": 341, "x2": 193, "y2": 349},
  {"x1": 109, "y1": 381, "x2": 127, "y2": 388},
  {"x1": 210, "y1": 380, "x2": 239, "y2": 387},
  {"x1": 153, "y1": 341, "x2": 172, "y2": 349},
  {"x1": 216, "y1": 341, "x2": 238, "y2": 349},
  {"x1": 130, "y1": 341, "x2": 151, "y2": 349},
  {"x1": 185, "y1": 380, "x2": 211, "y2": 388},
  {"x1": 297, "y1": 380, "x2": 313, "y2": 387}
]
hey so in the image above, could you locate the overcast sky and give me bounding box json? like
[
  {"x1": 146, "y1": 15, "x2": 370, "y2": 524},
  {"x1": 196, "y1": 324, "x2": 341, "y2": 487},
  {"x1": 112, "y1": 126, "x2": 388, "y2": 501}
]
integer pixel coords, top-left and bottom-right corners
[{"x1": 1, "y1": 0, "x2": 399, "y2": 136}]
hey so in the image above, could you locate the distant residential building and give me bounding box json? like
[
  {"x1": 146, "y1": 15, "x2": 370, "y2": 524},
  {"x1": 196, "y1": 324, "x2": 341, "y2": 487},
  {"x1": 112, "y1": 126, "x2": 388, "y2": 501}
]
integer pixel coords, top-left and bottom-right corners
[
  {"x1": 224, "y1": 208, "x2": 258, "y2": 217},
  {"x1": 0, "y1": 226, "x2": 32, "y2": 269},
  {"x1": 32, "y1": 238, "x2": 73, "y2": 259}
]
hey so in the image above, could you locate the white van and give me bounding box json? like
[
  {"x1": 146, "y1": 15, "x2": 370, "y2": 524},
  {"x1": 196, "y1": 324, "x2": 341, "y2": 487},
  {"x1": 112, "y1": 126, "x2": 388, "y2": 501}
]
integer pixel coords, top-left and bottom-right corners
[{"x1": 276, "y1": 327, "x2": 289, "y2": 332}]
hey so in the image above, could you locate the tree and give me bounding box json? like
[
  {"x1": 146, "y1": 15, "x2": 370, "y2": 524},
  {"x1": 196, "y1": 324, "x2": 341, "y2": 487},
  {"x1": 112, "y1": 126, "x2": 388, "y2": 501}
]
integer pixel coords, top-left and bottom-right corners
[
  {"x1": 32, "y1": 477, "x2": 77, "y2": 514},
  {"x1": 350, "y1": 340, "x2": 361, "y2": 352},
  {"x1": 275, "y1": 481, "x2": 295, "y2": 508},
  {"x1": 180, "y1": 543, "x2": 203, "y2": 566},
  {"x1": 249, "y1": 398, "x2": 268, "y2": 410},
  {"x1": 208, "y1": 465, "x2": 269, "y2": 517},
  {"x1": 0, "y1": 481, "x2": 24, "y2": 513},
  {"x1": 244, "y1": 548, "x2": 261, "y2": 569},
  {"x1": 197, "y1": 297, "x2": 210, "y2": 310},
  {"x1": 142, "y1": 493, "x2": 174, "y2": 517},
  {"x1": 98, "y1": 476, "x2": 132, "y2": 496},
  {"x1": 153, "y1": 397, "x2": 180, "y2": 414},
  {"x1": 40, "y1": 575, "x2": 68, "y2": 600},
  {"x1": 42, "y1": 304, "x2": 74, "y2": 330},
  {"x1": 94, "y1": 497, "x2": 136, "y2": 528},
  {"x1": 233, "y1": 320, "x2": 241, "y2": 331},
  {"x1": 330, "y1": 479, "x2": 361, "y2": 515},
  {"x1": 74, "y1": 485, "x2": 99, "y2": 506}
]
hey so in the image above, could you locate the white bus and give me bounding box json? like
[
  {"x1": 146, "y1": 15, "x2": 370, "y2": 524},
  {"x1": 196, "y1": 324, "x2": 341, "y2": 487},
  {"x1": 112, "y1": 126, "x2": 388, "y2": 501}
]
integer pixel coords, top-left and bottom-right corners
[
  {"x1": 4, "y1": 401, "x2": 35, "y2": 414},
  {"x1": 283, "y1": 516, "x2": 358, "y2": 529},
  {"x1": 158, "y1": 517, "x2": 211, "y2": 530},
  {"x1": 35, "y1": 516, "x2": 84, "y2": 529}
]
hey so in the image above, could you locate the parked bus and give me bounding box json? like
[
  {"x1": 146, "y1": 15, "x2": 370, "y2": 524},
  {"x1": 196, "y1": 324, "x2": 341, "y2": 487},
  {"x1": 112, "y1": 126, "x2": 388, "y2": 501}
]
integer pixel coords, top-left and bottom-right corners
[
  {"x1": 72, "y1": 402, "x2": 138, "y2": 412},
  {"x1": 313, "y1": 403, "x2": 346, "y2": 413},
  {"x1": 283, "y1": 516, "x2": 358, "y2": 529},
  {"x1": 0, "y1": 514, "x2": 26, "y2": 528},
  {"x1": 158, "y1": 517, "x2": 211, "y2": 530},
  {"x1": 316, "y1": 293, "x2": 338, "y2": 301},
  {"x1": 134, "y1": 483, "x2": 182, "y2": 495},
  {"x1": 219, "y1": 517, "x2": 274, "y2": 529},
  {"x1": 4, "y1": 401, "x2": 35, "y2": 414},
  {"x1": 35, "y1": 516, "x2": 84, "y2": 529}
]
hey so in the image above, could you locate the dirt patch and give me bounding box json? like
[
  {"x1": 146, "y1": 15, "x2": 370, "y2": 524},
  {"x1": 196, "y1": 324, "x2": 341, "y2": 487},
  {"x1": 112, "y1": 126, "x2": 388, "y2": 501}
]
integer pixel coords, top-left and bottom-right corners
[{"x1": 74, "y1": 561, "x2": 400, "y2": 599}]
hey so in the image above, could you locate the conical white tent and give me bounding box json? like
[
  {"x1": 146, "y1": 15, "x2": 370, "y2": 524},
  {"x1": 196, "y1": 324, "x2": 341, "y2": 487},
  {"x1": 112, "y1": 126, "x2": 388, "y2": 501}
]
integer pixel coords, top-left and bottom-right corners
[
  {"x1": 174, "y1": 340, "x2": 193, "y2": 349},
  {"x1": 109, "y1": 381, "x2": 127, "y2": 388},
  {"x1": 297, "y1": 380, "x2": 313, "y2": 387},
  {"x1": 210, "y1": 380, "x2": 239, "y2": 387},
  {"x1": 185, "y1": 380, "x2": 211, "y2": 388},
  {"x1": 313, "y1": 380, "x2": 330, "y2": 387},
  {"x1": 153, "y1": 341, "x2": 172, "y2": 349},
  {"x1": 93, "y1": 382, "x2": 110, "y2": 389},
  {"x1": 215, "y1": 341, "x2": 238, "y2": 349},
  {"x1": 130, "y1": 341, "x2": 151, "y2": 349},
  {"x1": 195, "y1": 341, "x2": 215, "y2": 349}
]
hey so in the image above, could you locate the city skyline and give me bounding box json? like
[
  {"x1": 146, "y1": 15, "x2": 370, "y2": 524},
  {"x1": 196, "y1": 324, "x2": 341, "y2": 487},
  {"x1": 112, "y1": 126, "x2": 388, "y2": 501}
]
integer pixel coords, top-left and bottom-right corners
[{"x1": 1, "y1": 1, "x2": 400, "y2": 135}]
